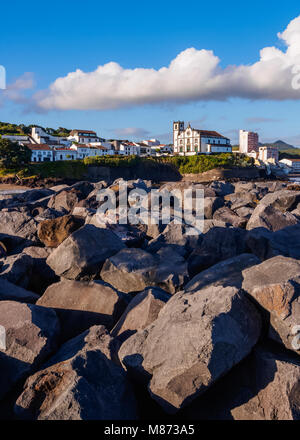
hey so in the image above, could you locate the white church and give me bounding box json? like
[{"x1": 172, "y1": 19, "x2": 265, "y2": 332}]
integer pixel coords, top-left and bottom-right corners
[{"x1": 173, "y1": 121, "x2": 232, "y2": 155}]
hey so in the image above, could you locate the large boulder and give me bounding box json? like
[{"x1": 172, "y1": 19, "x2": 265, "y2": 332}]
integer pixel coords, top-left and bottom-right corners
[
  {"x1": 246, "y1": 224, "x2": 300, "y2": 260},
  {"x1": 259, "y1": 190, "x2": 300, "y2": 211},
  {"x1": 100, "y1": 248, "x2": 158, "y2": 294},
  {"x1": 185, "y1": 253, "x2": 260, "y2": 292},
  {"x1": 46, "y1": 224, "x2": 125, "y2": 280},
  {"x1": 36, "y1": 279, "x2": 128, "y2": 340},
  {"x1": 246, "y1": 204, "x2": 299, "y2": 232},
  {"x1": 0, "y1": 253, "x2": 34, "y2": 288},
  {"x1": 47, "y1": 182, "x2": 94, "y2": 214},
  {"x1": 147, "y1": 222, "x2": 202, "y2": 257},
  {"x1": 22, "y1": 246, "x2": 58, "y2": 294},
  {"x1": 112, "y1": 287, "x2": 170, "y2": 342},
  {"x1": 209, "y1": 181, "x2": 235, "y2": 196},
  {"x1": 119, "y1": 285, "x2": 261, "y2": 413},
  {"x1": 213, "y1": 207, "x2": 247, "y2": 229},
  {"x1": 38, "y1": 215, "x2": 84, "y2": 248},
  {"x1": 154, "y1": 247, "x2": 189, "y2": 294},
  {"x1": 187, "y1": 227, "x2": 248, "y2": 277},
  {"x1": 204, "y1": 197, "x2": 224, "y2": 219},
  {"x1": 15, "y1": 326, "x2": 137, "y2": 420},
  {"x1": 0, "y1": 301, "x2": 60, "y2": 400},
  {"x1": 224, "y1": 191, "x2": 258, "y2": 211},
  {"x1": 180, "y1": 344, "x2": 300, "y2": 420},
  {"x1": 0, "y1": 211, "x2": 38, "y2": 243},
  {"x1": 242, "y1": 256, "x2": 300, "y2": 353}
]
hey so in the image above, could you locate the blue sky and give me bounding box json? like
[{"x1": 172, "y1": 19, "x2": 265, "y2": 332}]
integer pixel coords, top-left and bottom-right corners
[{"x1": 1, "y1": 0, "x2": 300, "y2": 145}]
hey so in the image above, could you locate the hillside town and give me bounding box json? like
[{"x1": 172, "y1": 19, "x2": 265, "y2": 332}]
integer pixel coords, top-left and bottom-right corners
[{"x1": 1, "y1": 121, "x2": 299, "y2": 176}]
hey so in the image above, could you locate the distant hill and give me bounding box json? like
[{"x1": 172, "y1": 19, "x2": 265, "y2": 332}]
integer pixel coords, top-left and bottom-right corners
[{"x1": 259, "y1": 140, "x2": 297, "y2": 151}]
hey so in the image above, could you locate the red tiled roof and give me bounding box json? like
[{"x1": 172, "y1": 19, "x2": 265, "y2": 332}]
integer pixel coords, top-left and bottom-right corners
[{"x1": 28, "y1": 144, "x2": 52, "y2": 151}]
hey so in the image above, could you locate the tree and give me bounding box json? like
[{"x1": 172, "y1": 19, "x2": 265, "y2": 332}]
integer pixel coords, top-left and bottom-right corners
[{"x1": 0, "y1": 139, "x2": 32, "y2": 169}]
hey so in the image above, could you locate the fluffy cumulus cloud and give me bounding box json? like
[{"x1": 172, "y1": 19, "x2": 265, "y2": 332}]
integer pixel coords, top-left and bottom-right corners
[
  {"x1": 36, "y1": 16, "x2": 300, "y2": 111},
  {"x1": 110, "y1": 127, "x2": 150, "y2": 138}
]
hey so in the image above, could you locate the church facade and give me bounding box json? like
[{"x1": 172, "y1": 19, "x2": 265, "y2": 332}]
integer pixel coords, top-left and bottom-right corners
[{"x1": 173, "y1": 121, "x2": 232, "y2": 155}]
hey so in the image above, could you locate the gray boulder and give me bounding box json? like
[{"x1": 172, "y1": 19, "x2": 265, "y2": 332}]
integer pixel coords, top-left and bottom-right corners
[
  {"x1": 0, "y1": 253, "x2": 34, "y2": 288},
  {"x1": 0, "y1": 211, "x2": 39, "y2": 243},
  {"x1": 100, "y1": 248, "x2": 158, "y2": 293},
  {"x1": 47, "y1": 224, "x2": 125, "y2": 280},
  {"x1": 36, "y1": 279, "x2": 128, "y2": 340},
  {"x1": 0, "y1": 301, "x2": 60, "y2": 400},
  {"x1": 112, "y1": 287, "x2": 170, "y2": 342},
  {"x1": 15, "y1": 326, "x2": 137, "y2": 420},
  {"x1": 180, "y1": 344, "x2": 300, "y2": 420},
  {"x1": 213, "y1": 207, "x2": 247, "y2": 229},
  {"x1": 259, "y1": 190, "x2": 300, "y2": 211},
  {"x1": 242, "y1": 256, "x2": 300, "y2": 352},
  {"x1": 204, "y1": 197, "x2": 224, "y2": 219},
  {"x1": 246, "y1": 204, "x2": 299, "y2": 232},
  {"x1": 119, "y1": 285, "x2": 261, "y2": 413}
]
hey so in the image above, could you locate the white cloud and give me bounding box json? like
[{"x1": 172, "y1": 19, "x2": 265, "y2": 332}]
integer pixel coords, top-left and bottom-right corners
[
  {"x1": 0, "y1": 72, "x2": 35, "y2": 106},
  {"x1": 34, "y1": 15, "x2": 300, "y2": 110},
  {"x1": 110, "y1": 127, "x2": 150, "y2": 138}
]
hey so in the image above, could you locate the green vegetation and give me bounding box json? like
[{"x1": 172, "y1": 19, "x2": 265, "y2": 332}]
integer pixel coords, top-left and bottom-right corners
[
  {"x1": 83, "y1": 153, "x2": 253, "y2": 174},
  {"x1": 0, "y1": 139, "x2": 31, "y2": 169},
  {"x1": 279, "y1": 149, "x2": 300, "y2": 160},
  {"x1": 0, "y1": 121, "x2": 71, "y2": 138}
]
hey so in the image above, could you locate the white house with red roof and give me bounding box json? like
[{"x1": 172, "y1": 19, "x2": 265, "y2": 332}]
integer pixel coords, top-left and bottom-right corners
[
  {"x1": 28, "y1": 144, "x2": 55, "y2": 162},
  {"x1": 67, "y1": 129, "x2": 101, "y2": 144},
  {"x1": 173, "y1": 121, "x2": 232, "y2": 154}
]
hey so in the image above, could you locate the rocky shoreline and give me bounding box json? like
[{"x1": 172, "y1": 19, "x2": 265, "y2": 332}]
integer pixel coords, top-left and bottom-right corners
[{"x1": 0, "y1": 177, "x2": 300, "y2": 420}]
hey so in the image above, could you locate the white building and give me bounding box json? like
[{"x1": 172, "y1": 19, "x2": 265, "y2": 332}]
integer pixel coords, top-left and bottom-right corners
[
  {"x1": 31, "y1": 127, "x2": 70, "y2": 146},
  {"x1": 279, "y1": 158, "x2": 300, "y2": 173},
  {"x1": 118, "y1": 142, "x2": 141, "y2": 156},
  {"x1": 173, "y1": 121, "x2": 231, "y2": 154},
  {"x1": 239, "y1": 130, "x2": 259, "y2": 154},
  {"x1": 28, "y1": 144, "x2": 54, "y2": 162},
  {"x1": 70, "y1": 143, "x2": 114, "y2": 158},
  {"x1": 54, "y1": 147, "x2": 77, "y2": 161},
  {"x1": 259, "y1": 146, "x2": 279, "y2": 162},
  {"x1": 1, "y1": 134, "x2": 30, "y2": 144},
  {"x1": 67, "y1": 129, "x2": 101, "y2": 144},
  {"x1": 142, "y1": 139, "x2": 161, "y2": 147}
]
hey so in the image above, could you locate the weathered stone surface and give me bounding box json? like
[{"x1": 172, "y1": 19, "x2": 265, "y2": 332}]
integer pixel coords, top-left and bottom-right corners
[
  {"x1": 242, "y1": 256, "x2": 300, "y2": 352},
  {"x1": 47, "y1": 183, "x2": 94, "y2": 214},
  {"x1": 38, "y1": 215, "x2": 84, "y2": 248},
  {"x1": 213, "y1": 207, "x2": 247, "y2": 229},
  {"x1": 204, "y1": 197, "x2": 224, "y2": 219},
  {"x1": 0, "y1": 253, "x2": 34, "y2": 288},
  {"x1": 0, "y1": 301, "x2": 60, "y2": 400},
  {"x1": 36, "y1": 279, "x2": 128, "y2": 340},
  {"x1": 119, "y1": 285, "x2": 261, "y2": 413},
  {"x1": 101, "y1": 248, "x2": 158, "y2": 293},
  {"x1": 0, "y1": 211, "x2": 38, "y2": 243},
  {"x1": 259, "y1": 190, "x2": 300, "y2": 211},
  {"x1": 112, "y1": 287, "x2": 170, "y2": 342},
  {"x1": 185, "y1": 253, "x2": 260, "y2": 292},
  {"x1": 47, "y1": 224, "x2": 125, "y2": 280},
  {"x1": 147, "y1": 222, "x2": 201, "y2": 257},
  {"x1": 224, "y1": 191, "x2": 258, "y2": 211},
  {"x1": 180, "y1": 344, "x2": 300, "y2": 420},
  {"x1": 154, "y1": 247, "x2": 189, "y2": 294},
  {"x1": 15, "y1": 326, "x2": 137, "y2": 420},
  {"x1": 187, "y1": 227, "x2": 248, "y2": 277},
  {"x1": 246, "y1": 224, "x2": 300, "y2": 260},
  {"x1": 246, "y1": 203, "x2": 299, "y2": 231},
  {"x1": 0, "y1": 278, "x2": 39, "y2": 303},
  {"x1": 209, "y1": 181, "x2": 235, "y2": 196},
  {"x1": 234, "y1": 206, "x2": 254, "y2": 219}
]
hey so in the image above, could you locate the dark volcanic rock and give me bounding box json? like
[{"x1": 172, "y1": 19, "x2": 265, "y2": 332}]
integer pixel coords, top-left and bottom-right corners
[
  {"x1": 112, "y1": 287, "x2": 170, "y2": 342},
  {"x1": 46, "y1": 224, "x2": 125, "y2": 280},
  {"x1": 187, "y1": 227, "x2": 248, "y2": 277},
  {"x1": 213, "y1": 206, "x2": 247, "y2": 228},
  {"x1": 0, "y1": 301, "x2": 60, "y2": 400},
  {"x1": 246, "y1": 204, "x2": 299, "y2": 232},
  {"x1": 15, "y1": 326, "x2": 137, "y2": 420},
  {"x1": 180, "y1": 343, "x2": 300, "y2": 420},
  {"x1": 0, "y1": 278, "x2": 39, "y2": 303},
  {"x1": 36, "y1": 279, "x2": 128, "y2": 340},
  {"x1": 119, "y1": 284, "x2": 261, "y2": 413},
  {"x1": 0, "y1": 211, "x2": 39, "y2": 243},
  {"x1": 242, "y1": 256, "x2": 300, "y2": 353}
]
